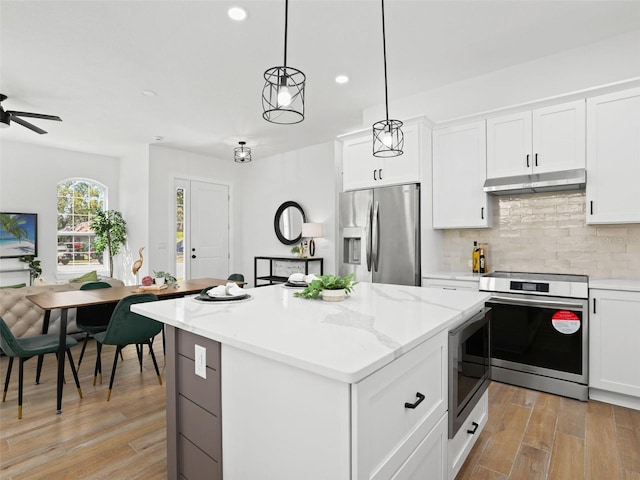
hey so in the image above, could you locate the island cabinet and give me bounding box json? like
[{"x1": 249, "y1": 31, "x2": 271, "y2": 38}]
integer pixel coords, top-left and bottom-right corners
[
  {"x1": 586, "y1": 87, "x2": 640, "y2": 224},
  {"x1": 166, "y1": 326, "x2": 448, "y2": 480},
  {"x1": 486, "y1": 99, "x2": 585, "y2": 179},
  {"x1": 588, "y1": 287, "x2": 640, "y2": 410}
]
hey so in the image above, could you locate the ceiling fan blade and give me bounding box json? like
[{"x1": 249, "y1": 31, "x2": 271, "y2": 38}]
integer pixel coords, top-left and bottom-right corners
[
  {"x1": 8, "y1": 110, "x2": 62, "y2": 122},
  {"x1": 10, "y1": 114, "x2": 48, "y2": 134}
]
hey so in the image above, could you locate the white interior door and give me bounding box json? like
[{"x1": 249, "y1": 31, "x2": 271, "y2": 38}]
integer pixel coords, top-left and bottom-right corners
[{"x1": 176, "y1": 179, "x2": 230, "y2": 280}]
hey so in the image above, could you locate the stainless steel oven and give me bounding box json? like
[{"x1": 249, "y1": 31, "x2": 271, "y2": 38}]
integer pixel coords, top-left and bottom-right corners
[
  {"x1": 480, "y1": 272, "x2": 589, "y2": 401},
  {"x1": 448, "y1": 307, "x2": 491, "y2": 438}
]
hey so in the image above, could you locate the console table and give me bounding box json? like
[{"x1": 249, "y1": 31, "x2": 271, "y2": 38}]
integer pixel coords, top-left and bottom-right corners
[{"x1": 254, "y1": 256, "x2": 323, "y2": 287}]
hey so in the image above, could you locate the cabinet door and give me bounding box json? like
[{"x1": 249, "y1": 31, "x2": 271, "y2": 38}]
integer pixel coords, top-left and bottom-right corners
[
  {"x1": 589, "y1": 289, "x2": 640, "y2": 398},
  {"x1": 532, "y1": 100, "x2": 586, "y2": 174},
  {"x1": 586, "y1": 87, "x2": 640, "y2": 224},
  {"x1": 486, "y1": 111, "x2": 532, "y2": 179},
  {"x1": 378, "y1": 122, "x2": 421, "y2": 188},
  {"x1": 343, "y1": 134, "x2": 382, "y2": 191},
  {"x1": 432, "y1": 121, "x2": 490, "y2": 229}
]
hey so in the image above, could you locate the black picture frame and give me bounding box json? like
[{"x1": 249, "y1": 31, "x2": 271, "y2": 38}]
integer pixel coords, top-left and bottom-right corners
[{"x1": 0, "y1": 212, "x2": 38, "y2": 258}]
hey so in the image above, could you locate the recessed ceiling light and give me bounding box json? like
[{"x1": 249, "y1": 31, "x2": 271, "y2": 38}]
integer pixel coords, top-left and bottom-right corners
[
  {"x1": 154, "y1": 136, "x2": 163, "y2": 141},
  {"x1": 228, "y1": 7, "x2": 248, "y2": 21},
  {"x1": 335, "y1": 75, "x2": 349, "y2": 84},
  {"x1": 142, "y1": 89, "x2": 157, "y2": 97}
]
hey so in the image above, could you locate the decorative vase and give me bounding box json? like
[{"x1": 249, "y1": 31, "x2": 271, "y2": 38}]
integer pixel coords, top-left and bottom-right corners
[{"x1": 321, "y1": 289, "x2": 346, "y2": 302}]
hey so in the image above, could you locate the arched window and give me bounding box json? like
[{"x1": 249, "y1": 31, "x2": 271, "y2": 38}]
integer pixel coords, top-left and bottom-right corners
[{"x1": 57, "y1": 179, "x2": 106, "y2": 271}]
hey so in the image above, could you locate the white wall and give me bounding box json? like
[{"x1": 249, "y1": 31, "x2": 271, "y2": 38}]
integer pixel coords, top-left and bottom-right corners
[
  {"x1": 238, "y1": 141, "x2": 337, "y2": 286},
  {"x1": 363, "y1": 29, "x2": 640, "y2": 125},
  {"x1": 0, "y1": 140, "x2": 120, "y2": 281}
]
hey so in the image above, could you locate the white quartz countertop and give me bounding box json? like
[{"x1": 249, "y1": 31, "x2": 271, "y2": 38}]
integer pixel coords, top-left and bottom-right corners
[
  {"x1": 589, "y1": 277, "x2": 640, "y2": 292},
  {"x1": 132, "y1": 282, "x2": 490, "y2": 384}
]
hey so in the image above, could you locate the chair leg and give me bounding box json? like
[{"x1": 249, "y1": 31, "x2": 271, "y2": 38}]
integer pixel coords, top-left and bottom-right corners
[
  {"x1": 35, "y1": 310, "x2": 52, "y2": 384},
  {"x1": 93, "y1": 342, "x2": 103, "y2": 386},
  {"x1": 136, "y1": 344, "x2": 143, "y2": 372},
  {"x1": 65, "y1": 348, "x2": 83, "y2": 399},
  {"x1": 147, "y1": 340, "x2": 163, "y2": 386},
  {"x1": 18, "y1": 358, "x2": 25, "y2": 419},
  {"x1": 77, "y1": 333, "x2": 90, "y2": 368},
  {"x1": 106, "y1": 346, "x2": 122, "y2": 401},
  {"x1": 3, "y1": 356, "x2": 14, "y2": 402},
  {"x1": 35, "y1": 355, "x2": 44, "y2": 384}
]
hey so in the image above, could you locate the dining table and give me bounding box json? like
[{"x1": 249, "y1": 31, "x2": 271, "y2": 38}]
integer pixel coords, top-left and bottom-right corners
[{"x1": 26, "y1": 277, "x2": 241, "y2": 414}]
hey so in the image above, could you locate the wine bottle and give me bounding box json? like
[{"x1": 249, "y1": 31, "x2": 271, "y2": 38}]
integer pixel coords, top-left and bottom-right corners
[
  {"x1": 479, "y1": 248, "x2": 486, "y2": 274},
  {"x1": 472, "y1": 241, "x2": 479, "y2": 273}
]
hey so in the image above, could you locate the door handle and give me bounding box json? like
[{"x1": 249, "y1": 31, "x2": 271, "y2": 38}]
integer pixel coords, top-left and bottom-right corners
[
  {"x1": 467, "y1": 422, "x2": 479, "y2": 434},
  {"x1": 366, "y1": 202, "x2": 373, "y2": 272},
  {"x1": 481, "y1": 207, "x2": 484, "y2": 220},
  {"x1": 535, "y1": 153, "x2": 538, "y2": 166},
  {"x1": 404, "y1": 392, "x2": 425, "y2": 409},
  {"x1": 372, "y1": 201, "x2": 380, "y2": 272},
  {"x1": 373, "y1": 170, "x2": 377, "y2": 181},
  {"x1": 526, "y1": 154, "x2": 530, "y2": 168},
  {"x1": 378, "y1": 168, "x2": 382, "y2": 180},
  {"x1": 191, "y1": 255, "x2": 196, "y2": 259}
]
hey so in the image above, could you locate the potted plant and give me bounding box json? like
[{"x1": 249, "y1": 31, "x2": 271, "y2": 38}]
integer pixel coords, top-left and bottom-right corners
[
  {"x1": 293, "y1": 273, "x2": 357, "y2": 301},
  {"x1": 153, "y1": 270, "x2": 178, "y2": 287},
  {"x1": 18, "y1": 255, "x2": 42, "y2": 285},
  {"x1": 91, "y1": 209, "x2": 127, "y2": 278}
]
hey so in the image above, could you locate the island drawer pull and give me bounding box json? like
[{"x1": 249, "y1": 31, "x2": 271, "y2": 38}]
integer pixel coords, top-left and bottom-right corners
[
  {"x1": 404, "y1": 392, "x2": 425, "y2": 409},
  {"x1": 467, "y1": 421, "x2": 479, "y2": 435}
]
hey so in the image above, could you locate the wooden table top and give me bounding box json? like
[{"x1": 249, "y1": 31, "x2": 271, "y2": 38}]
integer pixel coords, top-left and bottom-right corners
[{"x1": 26, "y1": 277, "x2": 238, "y2": 310}]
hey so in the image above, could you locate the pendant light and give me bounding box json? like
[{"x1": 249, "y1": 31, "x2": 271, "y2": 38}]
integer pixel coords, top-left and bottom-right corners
[
  {"x1": 262, "y1": 0, "x2": 306, "y2": 124},
  {"x1": 234, "y1": 141, "x2": 252, "y2": 163},
  {"x1": 372, "y1": 0, "x2": 403, "y2": 157}
]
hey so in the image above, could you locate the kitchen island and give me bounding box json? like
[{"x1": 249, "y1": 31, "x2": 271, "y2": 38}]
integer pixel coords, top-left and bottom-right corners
[{"x1": 132, "y1": 282, "x2": 490, "y2": 480}]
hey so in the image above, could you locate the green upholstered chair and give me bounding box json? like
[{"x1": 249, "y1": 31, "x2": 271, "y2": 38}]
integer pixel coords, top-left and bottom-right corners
[
  {"x1": 92, "y1": 293, "x2": 162, "y2": 401},
  {"x1": 76, "y1": 281, "x2": 115, "y2": 368},
  {"x1": 0, "y1": 317, "x2": 82, "y2": 419}
]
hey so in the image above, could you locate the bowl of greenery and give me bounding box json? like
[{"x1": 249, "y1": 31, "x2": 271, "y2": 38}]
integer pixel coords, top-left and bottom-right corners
[{"x1": 293, "y1": 273, "x2": 357, "y2": 301}]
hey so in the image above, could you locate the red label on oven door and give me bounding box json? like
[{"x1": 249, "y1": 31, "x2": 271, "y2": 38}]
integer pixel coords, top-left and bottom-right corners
[{"x1": 551, "y1": 310, "x2": 580, "y2": 334}]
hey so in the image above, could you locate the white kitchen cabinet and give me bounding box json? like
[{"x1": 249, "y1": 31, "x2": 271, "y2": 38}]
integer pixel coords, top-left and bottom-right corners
[
  {"x1": 342, "y1": 121, "x2": 423, "y2": 191},
  {"x1": 589, "y1": 288, "x2": 640, "y2": 409},
  {"x1": 432, "y1": 121, "x2": 491, "y2": 229},
  {"x1": 486, "y1": 100, "x2": 585, "y2": 179},
  {"x1": 423, "y1": 277, "x2": 479, "y2": 292},
  {"x1": 586, "y1": 87, "x2": 640, "y2": 224},
  {"x1": 448, "y1": 390, "x2": 488, "y2": 480}
]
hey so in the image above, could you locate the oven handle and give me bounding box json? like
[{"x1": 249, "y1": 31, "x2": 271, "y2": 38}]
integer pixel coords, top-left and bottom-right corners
[{"x1": 487, "y1": 295, "x2": 585, "y2": 311}]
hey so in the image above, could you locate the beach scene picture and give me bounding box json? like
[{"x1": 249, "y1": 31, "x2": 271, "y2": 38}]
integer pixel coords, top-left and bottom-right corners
[{"x1": 0, "y1": 213, "x2": 38, "y2": 258}]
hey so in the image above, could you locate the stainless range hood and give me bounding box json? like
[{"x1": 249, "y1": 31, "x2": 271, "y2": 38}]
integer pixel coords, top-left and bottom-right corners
[{"x1": 483, "y1": 168, "x2": 586, "y2": 195}]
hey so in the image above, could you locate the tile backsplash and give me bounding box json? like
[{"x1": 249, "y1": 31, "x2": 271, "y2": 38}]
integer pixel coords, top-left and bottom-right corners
[{"x1": 441, "y1": 191, "x2": 640, "y2": 279}]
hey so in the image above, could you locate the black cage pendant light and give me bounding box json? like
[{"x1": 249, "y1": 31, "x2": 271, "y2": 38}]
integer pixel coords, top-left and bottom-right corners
[
  {"x1": 372, "y1": 0, "x2": 403, "y2": 157},
  {"x1": 262, "y1": 0, "x2": 306, "y2": 124},
  {"x1": 234, "y1": 141, "x2": 252, "y2": 163}
]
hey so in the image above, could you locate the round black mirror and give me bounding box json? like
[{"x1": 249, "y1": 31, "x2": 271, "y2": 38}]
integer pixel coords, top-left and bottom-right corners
[{"x1": 274, "y1": 201, "x2": 306, "y2": 245}]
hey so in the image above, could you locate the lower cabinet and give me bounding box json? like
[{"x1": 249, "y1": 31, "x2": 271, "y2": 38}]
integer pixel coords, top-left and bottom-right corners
[
  {"x1": 423, "y1": 277, "x2": 479, "y2": 292},
  {"x1": 589, "y1": 288, "x2": 640, "y2": 409},
  {"x1": 167, "y1": 326, "x2": 450, "y2": 480},
  {"x1": 448, "y1": 391, "x2": 488, "y2": 480}
]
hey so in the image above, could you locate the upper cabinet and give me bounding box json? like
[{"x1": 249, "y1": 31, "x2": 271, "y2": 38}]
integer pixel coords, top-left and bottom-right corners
[
  {"x1": 586, "y1": 87, "x2": 640, "y2": 224},
  {"x1": 432, "y1": 121, "x2": 491, "y2": 229},
  {"x1": 486, "y1": 100, "x2": 586, "y2": 179},
  {"x1": 342, "y1": 121, "x2": 423, "y2": 191}
]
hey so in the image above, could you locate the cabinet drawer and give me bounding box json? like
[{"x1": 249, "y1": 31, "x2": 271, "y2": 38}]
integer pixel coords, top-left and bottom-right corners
[
  {"x1": 178, "y1": 395, "x2": 221, "y2": 462},
  {"x1": 448, "y1": 390, "x2": 488, "y2": 480},
  {"x1": 177, "y1": 329, "x2": 220, "y2": 370},
  {"x1": 177, "y1": 355, "x2": 220, "y2": 415},
  {"x1": 423, "y1": 278, "x2": 479, "y2": 291},
  {"x1": 352, "y1": 331, "x2": 447, "y2": 480},
  {"x1": 178, "y1": 435, "x2": 221, "y2": 480}
]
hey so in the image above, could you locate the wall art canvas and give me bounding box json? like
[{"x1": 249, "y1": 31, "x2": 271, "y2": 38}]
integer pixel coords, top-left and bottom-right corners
[{"x1": 0, "y1": 212, "x2": 38, "y2": 258}]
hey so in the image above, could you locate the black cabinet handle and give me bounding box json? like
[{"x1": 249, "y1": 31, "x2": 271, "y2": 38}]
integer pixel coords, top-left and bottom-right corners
[
  {"x1": 535, "y1": 153, "x2": 538, "y2": 166},
  {"x1": 481, "y1": 207, "x2": 484, "y2": 220},
  {"x1": 467, "y1": 421, "x2": 479, "y2": 435},
  {"x1": 590, "y1": 201, "x2": 594, "y2": 215},
  {"x1": 378, "y1": 168, "x2": 383, "y2": 180},
  {"x1": 526, "y1": 154, "x2": 530, "y2": 168},
  {"x1": 593, "y1": 298, "x2": 597, "y2": 314},
  {"x1": 404, "y1": 392, "x2": 425, "y2": 409},
  {"x1": 373, "y1": 170, "x2": 377, "y2": 181}
]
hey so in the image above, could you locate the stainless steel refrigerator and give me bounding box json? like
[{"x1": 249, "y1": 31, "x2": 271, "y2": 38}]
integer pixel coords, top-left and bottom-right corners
[{"x1": 339, "y1": 183, "x2": 420, "y2": 286}]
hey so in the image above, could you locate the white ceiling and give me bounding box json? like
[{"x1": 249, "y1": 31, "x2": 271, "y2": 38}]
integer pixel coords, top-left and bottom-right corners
[{"x1": 2, "y1": 0, "x2": 640, "y2": 161}]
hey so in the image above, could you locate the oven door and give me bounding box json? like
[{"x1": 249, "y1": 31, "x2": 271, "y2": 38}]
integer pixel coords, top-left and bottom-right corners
[
  {"x1": 448, "y1": 307, "x2": 491, "y2": 438},
  {"x1": 486, "y1": 293, "x2": 588, "y2": 384}
]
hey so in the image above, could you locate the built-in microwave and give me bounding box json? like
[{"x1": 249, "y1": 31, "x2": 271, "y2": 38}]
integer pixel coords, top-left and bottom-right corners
[{"x1": 448, "y1": 307, "x2": 491, "y2": 439}]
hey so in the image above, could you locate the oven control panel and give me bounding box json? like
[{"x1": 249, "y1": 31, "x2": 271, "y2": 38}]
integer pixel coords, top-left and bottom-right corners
[{"x1": 510, "y1": 281, "x2": 550, "y2": 293}]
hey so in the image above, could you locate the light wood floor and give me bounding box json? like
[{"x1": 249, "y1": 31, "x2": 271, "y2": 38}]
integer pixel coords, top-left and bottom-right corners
[
  {"x1": 456, "y1": 381, "x2": 640, "y2": 480},
  {"x1": 2, "y1": 340, "x2": 640, "y2": 480}
]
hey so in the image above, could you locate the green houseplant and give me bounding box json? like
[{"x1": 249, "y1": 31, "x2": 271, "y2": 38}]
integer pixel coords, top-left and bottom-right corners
[
  {"x1": 18, "y1": 255, "x2": 42, "y2": 285},
  {"x1": 294, "y1": 273, "x2": 357, "y2": 300},
  {"x1": 153, "y1": 270, "x2": 178, "y2": 287},
  {"x1": 91, "y1": 209, "x2": 127, "y2": 278}
]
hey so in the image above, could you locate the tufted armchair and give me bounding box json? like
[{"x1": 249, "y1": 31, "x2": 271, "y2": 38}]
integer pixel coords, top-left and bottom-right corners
[{"x1": 0, "y1": 278, "x2": 124, "y2": 338}]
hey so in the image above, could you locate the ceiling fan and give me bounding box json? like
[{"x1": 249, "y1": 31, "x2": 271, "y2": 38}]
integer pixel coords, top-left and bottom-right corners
[{"x1": 0, "y1": 94, "x2": 62, "y2": 134}]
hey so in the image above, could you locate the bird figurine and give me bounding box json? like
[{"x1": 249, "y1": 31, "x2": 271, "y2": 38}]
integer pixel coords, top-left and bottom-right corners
[{"x1": 132, "y1": 246, "x2": 144, "y2": 276}]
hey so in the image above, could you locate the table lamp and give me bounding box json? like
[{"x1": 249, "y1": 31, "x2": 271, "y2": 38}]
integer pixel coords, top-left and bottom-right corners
[{"x1": 301, "y1": 223, "x2": 322, "y2": 257}]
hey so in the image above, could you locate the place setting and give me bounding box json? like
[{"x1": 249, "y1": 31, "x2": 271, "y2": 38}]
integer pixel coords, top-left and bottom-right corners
[
  {"x1": 193, "y1": 282, "x2": 252, "y2": 303},
  {"x1": 281, "y1": 272, "x2": 318, "y2": 289}
]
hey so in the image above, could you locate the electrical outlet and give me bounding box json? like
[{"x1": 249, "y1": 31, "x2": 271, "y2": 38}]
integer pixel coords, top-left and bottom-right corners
[{"x1": 195, "y1": 344, "x2": 206, "y2": 379}]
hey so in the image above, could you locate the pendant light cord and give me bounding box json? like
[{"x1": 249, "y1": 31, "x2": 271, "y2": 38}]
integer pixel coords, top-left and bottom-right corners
[
  {"x1": 283, "y1": 0, "x2": 289, "y2": 68},
  {"x1": 381, "y1": 0, "x2": 389, "y2": 123}
]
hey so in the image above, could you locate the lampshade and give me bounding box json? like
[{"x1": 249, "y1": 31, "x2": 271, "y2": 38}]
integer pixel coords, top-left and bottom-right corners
[
  {"x1": 234, "y1": 141, "x2": 252, "y2": 163},
  {"x1": 302, "y1": 223, "x2": 322, "y2": 238}
]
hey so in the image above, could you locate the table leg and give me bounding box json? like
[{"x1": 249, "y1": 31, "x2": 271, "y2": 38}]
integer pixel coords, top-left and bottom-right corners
[{"x1": 56, "y1": 308, "x2": 68, "y2": 414}]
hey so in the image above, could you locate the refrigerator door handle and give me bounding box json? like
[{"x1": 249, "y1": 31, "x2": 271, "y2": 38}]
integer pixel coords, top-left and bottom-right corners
[
  {"x1": 366, "y1": 201, "x2": 372, "y2": 271},
  {"x1": 372, "y1": 201, "x2": 380, "y2": 271}
]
